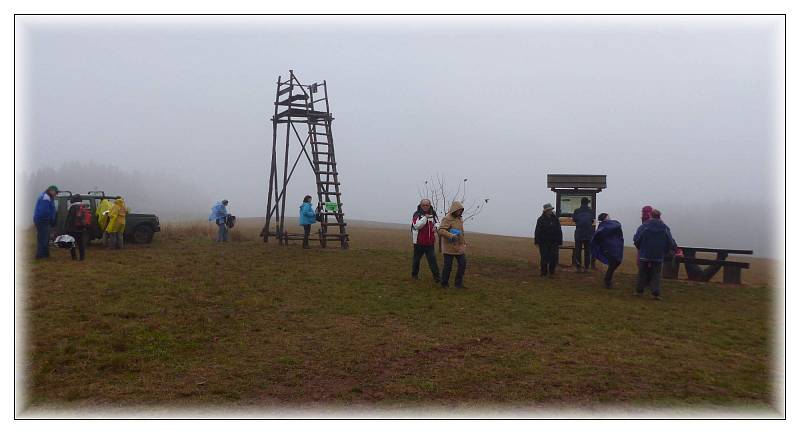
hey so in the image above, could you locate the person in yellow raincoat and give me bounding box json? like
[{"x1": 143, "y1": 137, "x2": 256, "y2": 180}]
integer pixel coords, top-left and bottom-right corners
[
  {"x1": 96, "y1": 198, "x2": 113, "y2": 245},
  {"x1": 105, "y1": 196, "x2": 128, "y2": 249}
]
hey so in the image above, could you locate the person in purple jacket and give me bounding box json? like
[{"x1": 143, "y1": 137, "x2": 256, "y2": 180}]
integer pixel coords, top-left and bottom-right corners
[{"x1": 590, "y1": 213, "x2": 624, "y2": 288}]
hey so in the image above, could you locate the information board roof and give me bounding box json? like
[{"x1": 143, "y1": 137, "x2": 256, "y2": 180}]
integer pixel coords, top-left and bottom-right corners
[{"x1": 547, "y1": 174, "x2": 607, "y2": 190}]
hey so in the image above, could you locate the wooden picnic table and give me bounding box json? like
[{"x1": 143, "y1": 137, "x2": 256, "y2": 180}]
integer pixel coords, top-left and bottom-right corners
[{"x1": 662, "y1": 246, "x2": 753, "y2": 284}]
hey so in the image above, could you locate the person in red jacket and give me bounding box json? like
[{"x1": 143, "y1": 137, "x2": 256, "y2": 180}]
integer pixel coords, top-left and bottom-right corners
[{"x1": 411, "y1": 199, "x2": 441, "y2": 283}]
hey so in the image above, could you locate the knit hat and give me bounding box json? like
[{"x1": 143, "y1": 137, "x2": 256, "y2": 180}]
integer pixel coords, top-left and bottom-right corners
[
  {"x1": 47, "y1": 185, "x2": 59, "y2": 192},
  {"x1": 598, "y1": 213, "x2": 609, "y2": 222},
  {"x1": 543, "y1": 203, "x2": 554, "y2": 211}
]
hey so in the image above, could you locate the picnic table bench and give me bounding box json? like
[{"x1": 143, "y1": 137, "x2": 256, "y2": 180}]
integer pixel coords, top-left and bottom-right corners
[{"x1": 662, "y1": 246, "x2": 753, "y2": 284}]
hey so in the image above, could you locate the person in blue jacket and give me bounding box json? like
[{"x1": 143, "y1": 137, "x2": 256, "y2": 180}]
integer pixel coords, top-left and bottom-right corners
[
  {"x1": 208, "y1": 200, "x2": 230, "y2": 242},
  {"x1": 571, "y1": 197, "x2": 595, "y2": 273},
  {"x1": 299, "y1": 195, "x2": 318, "y2": 249},
  {"x1": 33, "y1": 185, "x2": 59, "y2": 259},
  {"x1": 590, "y1": 213, "x2": 624, "y2": 288},
  {"x1": 633, "y1": 209, "x2": 677, "y2": 300}
]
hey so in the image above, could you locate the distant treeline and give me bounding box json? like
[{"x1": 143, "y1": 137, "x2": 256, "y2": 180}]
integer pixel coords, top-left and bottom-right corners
[{"x1": 21, "y1": 161, "x2": 209, "y2": 221}]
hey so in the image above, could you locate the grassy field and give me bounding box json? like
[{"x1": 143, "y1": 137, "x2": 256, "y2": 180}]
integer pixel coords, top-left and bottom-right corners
[{"x1": 20, "y1": 218, "x2": 780, "y2": 414}]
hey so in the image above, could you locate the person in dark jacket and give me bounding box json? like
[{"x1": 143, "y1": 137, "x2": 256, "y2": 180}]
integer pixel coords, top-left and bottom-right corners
[
  {"x1": 632, "y1": 209, "x2": 676, "y2": 300},
  {"x1": 534, "y1": 203, "x2": 563, "y2": 277},
  {"x1": 64, "y1": 196, "x2": 88, "y2": 261},
  {"x1": 32, "y1": 185, "x2": 58, "y2": 259},
  {"x1": 571, "y1": 197, "x2": 594, "y2": 272},
  {"x1": 411, "y1": 199, "x2": 440, "y2": 283},
  {"x1": 590, "y1": 213, "x2": 624, "y2": 288}
]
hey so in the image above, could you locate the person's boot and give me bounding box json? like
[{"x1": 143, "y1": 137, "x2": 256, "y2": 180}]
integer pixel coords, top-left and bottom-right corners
[
  {"x1": 411, "y1": 275, "x2": 420, "y2": 281},
  {"x1": 433, "y1": 276, "x2": 441, "y2": 284}
]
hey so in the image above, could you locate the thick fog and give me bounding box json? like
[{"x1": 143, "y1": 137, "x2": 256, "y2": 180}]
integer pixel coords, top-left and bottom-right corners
[{"x1": 17, "y1": 16, "x2": 782, "y2": 256}]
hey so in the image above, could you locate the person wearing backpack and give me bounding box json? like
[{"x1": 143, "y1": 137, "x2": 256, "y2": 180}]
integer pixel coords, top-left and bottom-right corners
[
  {"x1": 208, "y1": 199, "x2": 230, "y2": 242},
  {"x1": 64, "y1": 196, "x2": 89, "y2": 261}
]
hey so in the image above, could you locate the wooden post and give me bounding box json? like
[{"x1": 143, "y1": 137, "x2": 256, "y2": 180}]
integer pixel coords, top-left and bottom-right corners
[
  {"x1": 662, "y1": 257, "x2": 679, "y2": 279},
  {"x1": 723, "y1": 266, "x2": 743, "y2": 284}
]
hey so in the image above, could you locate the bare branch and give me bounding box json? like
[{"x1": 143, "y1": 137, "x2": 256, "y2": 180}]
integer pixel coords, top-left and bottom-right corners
[{"x1": 418, "y1": 175, "x2": 489, "y2": 224}]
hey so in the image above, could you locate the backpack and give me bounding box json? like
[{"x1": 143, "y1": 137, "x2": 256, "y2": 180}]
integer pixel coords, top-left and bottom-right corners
[
  {"x1": 225, "y1": 214, "x2": 236, "y2": 228},
  {"x1": 75, "y1": 204, "x2": 91, "y2": 229}
]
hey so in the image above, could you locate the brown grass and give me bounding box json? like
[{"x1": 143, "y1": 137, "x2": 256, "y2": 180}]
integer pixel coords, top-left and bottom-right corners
[
  {"x1": 159, "y1": 221, "x2": 253, "y2": 243},
  {"x1": 20, "y1": 218, "x2": 779, "y2": 414}
]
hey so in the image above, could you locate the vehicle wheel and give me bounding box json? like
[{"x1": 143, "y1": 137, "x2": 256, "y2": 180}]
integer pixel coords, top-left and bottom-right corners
[{"x1": 132, "y1": 224, "x2": 154, "y2": 244}]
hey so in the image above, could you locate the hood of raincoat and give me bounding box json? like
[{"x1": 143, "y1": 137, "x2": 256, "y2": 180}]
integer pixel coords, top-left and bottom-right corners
[{"x1": 448, "y1": 201, "x2": 464, "y2": 216}]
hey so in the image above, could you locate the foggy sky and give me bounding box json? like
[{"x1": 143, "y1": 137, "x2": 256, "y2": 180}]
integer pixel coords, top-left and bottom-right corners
[{"x1": 18, "y1": 16, "x2": 783, "y2": 256}]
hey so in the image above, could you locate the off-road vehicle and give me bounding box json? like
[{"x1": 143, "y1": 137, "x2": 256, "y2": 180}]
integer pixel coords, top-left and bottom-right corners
[{"x1": 54, "y1": 190, "x2": 161, "y2": 244}]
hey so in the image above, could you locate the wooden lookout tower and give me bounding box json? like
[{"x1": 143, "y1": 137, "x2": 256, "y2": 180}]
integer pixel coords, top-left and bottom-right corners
[{"x1": 262, "y1": 70, "x2": 349, "y2": 248}]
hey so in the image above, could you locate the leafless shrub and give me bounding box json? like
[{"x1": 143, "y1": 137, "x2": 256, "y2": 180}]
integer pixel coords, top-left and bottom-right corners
[{"x1": 418, "y1": 174, "x2": 490, "y2": 223}]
